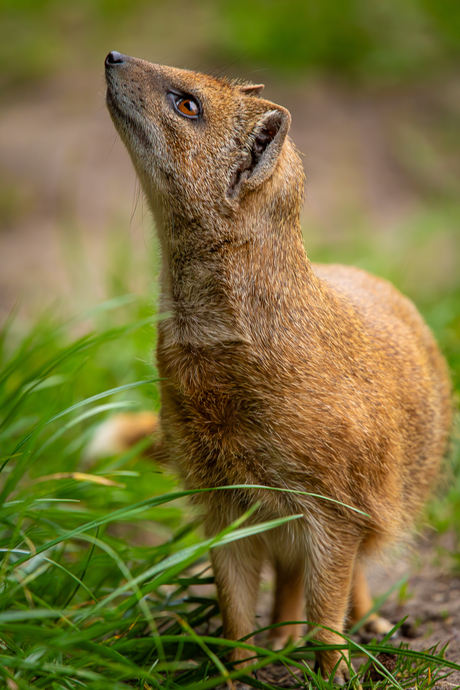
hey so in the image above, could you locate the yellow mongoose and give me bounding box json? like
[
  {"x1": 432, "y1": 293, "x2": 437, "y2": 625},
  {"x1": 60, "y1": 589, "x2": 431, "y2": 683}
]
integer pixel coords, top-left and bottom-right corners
[{"x1": 104, "y1": 51, "x2": 451, "y2": 683}]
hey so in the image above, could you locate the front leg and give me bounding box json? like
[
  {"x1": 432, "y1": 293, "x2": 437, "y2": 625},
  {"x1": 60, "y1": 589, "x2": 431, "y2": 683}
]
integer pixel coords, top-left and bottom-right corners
[
  {"x1": 305, "y1": 536, "x2": 358, "y2": 684},
  {"x1": 269, "y1": 558, "x2": 305, "y2": 650},
  {"x1": 211, "y1": 536, "x2": 265, "y2": 667}
]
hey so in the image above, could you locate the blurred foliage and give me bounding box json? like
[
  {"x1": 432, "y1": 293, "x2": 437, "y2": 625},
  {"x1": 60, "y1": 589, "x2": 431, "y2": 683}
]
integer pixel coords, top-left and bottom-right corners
[
  {"x1": 218, "y1": 0, "x2": 460, "y2": 83},
  {"x1": 0, "y1": 0, "x2": 459, "y2": 89},
  {"x1": 0, "y1": 0, "x2": 154, "y2": 87}
]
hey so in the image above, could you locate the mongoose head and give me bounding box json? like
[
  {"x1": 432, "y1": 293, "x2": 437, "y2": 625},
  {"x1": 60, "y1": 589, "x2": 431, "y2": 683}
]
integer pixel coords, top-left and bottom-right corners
[{"x1": 105, "y1": 52, "x2": 304, "y2": 245}]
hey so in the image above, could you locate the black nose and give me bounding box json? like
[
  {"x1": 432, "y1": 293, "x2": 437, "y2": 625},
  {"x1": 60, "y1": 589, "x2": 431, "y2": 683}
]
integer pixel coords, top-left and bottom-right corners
[{"x1": 105, "y1": 51, "x2": 125, "y2": 67}]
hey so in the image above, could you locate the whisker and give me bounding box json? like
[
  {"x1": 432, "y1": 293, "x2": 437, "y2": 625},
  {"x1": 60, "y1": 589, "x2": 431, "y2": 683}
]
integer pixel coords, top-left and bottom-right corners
[
  {"x1": 105, "y1": 130, "x2": 118, "y2": 160},
  {"x1": 130, "y1": 178, "x2": 141, "y2": 226}
]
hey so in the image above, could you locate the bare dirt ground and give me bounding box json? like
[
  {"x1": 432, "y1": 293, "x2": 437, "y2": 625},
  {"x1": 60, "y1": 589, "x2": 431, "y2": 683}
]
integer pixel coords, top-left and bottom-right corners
[
  {"x1": 359, "y1": 533, "x2": 460, "y2": 687},
  {"x1": 1, "y1": 69, "x2": 459, "y2": 681}
]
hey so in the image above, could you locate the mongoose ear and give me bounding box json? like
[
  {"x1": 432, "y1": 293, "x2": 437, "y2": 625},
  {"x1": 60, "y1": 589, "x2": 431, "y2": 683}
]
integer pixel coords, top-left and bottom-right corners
[
  {"x1": 238, "y1": 83, "x2": 265, "y2": 95},
  {"x1": 229, "y1": 106, "x2": 291, "y2": 197}
]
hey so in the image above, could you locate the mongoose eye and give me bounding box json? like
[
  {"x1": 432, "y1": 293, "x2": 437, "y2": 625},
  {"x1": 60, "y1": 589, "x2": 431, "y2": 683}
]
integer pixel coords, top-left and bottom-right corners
[{"x1": 172, "y1": 95, "x2": 201, "y2": 119}]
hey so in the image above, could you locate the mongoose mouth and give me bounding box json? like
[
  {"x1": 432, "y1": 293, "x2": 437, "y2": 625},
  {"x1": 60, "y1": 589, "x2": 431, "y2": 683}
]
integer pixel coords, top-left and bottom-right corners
[
  {"x1": 107, "y1": 95, "x2": 152, "y2": 152},
  {"x1": 105, "y1": 83, "x2": 152, "y2": 153},
  {"x1": 104, "y1": 51, "x2": 136, "y2": 115},
  {"x1": 104, "y1": 52, "x2": 128, "y2": 104},
  {"x1": 104, "y1": 54, "x2": 153, "y2": 151}
]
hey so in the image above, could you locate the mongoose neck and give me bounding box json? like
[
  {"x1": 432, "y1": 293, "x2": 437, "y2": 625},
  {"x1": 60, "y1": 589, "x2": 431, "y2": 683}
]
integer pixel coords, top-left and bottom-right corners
[{"x1": 156, "y1": 196, "x2": 314, "y2": 349}]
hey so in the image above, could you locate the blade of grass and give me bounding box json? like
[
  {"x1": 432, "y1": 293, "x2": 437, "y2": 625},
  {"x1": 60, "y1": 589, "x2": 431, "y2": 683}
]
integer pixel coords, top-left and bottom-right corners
[{"x1": 88, "y1": 513, "x2": 304, "y2": 619}]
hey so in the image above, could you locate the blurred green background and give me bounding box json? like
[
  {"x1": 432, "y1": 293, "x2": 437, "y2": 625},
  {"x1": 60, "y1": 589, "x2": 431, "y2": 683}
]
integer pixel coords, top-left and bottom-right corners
[{"x1": 1, "y1": 0, "x2": 460, "y2": 87}]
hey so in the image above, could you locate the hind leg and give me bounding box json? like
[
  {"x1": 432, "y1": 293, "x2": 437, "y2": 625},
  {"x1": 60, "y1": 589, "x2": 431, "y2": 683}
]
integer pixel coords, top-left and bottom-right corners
[
  {"x1": 302, "y1": 534, "x2": 361, "y2": 684},
  {"x1": 86, "y1": 412, "x2": 160, "y2": 460},
  {"x1": 211, "y1": 535, "x2": 265, "y2": 667},
  {"x1": 349, "y1": 562, "x2": 394, "y2": 635}
]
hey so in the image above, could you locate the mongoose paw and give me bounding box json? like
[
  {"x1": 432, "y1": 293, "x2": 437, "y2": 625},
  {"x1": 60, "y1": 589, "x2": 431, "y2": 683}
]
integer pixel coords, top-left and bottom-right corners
[
  {"x1": 332, "y1": 660, "x2": 351, "y2": 686},
  {"x1": 270, "y1": 637, "x2": 285, "y2": 652},
  {"x1": 224, "y1": 674, "x2": 255, "y2": 690},
  {"x1": 315, "y1": 658, "x2": 360, "y2": 688},
  {"x1": 269, "y1": 632, "x2": 302, "y2": 652},
  {"x1": 363, "y1": 615, "x2": 398, "y2": 638},
  {"x1": 226, "y1": 671, "x2": 257, "y2": 690},
  {"x1": 333, "y1": 663, "x2": 362, "y2": 689}
]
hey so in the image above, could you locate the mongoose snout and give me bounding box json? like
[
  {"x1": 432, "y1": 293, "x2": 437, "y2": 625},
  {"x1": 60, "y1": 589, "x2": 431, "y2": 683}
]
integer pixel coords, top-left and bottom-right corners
[
  {"x1": 105, "y1": 50, "x2": 125, "y2": 65},
  {"x1": 104, "y1": 52, "x2": 452, "y2": 684}
]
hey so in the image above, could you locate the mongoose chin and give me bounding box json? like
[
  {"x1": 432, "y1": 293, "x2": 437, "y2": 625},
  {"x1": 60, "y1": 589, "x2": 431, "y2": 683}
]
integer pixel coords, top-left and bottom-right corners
[{"x1": 104, "y1": 51, "x2": 451, "y2": 684}]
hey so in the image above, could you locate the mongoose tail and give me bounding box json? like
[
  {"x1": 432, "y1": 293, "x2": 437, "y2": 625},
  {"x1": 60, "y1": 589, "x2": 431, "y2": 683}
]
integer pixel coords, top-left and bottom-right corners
[
  {"x1": 104, "y1": 51, "x2": 451, "y2": 683},
  {"x1": 86, "y1": 411, "x2": 159, "y2": 460}
]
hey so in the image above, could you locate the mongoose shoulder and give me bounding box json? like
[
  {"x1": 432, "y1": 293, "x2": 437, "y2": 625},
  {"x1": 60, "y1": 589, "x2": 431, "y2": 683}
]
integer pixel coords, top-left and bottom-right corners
[{"x1": 104, "y1": 51, "x2": 451, "y2": 683}]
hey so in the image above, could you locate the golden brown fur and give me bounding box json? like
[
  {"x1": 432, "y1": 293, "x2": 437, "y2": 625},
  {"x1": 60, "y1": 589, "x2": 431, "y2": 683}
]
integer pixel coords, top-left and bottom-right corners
[{"x1": 104, "y1": 51, "x2": 451, "y2": 682}]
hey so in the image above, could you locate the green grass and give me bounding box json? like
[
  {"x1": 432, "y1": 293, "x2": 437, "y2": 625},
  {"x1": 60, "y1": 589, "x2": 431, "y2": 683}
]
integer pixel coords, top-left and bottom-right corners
[{"x1": 0, "y1": 235, "x2": 459, "y2": 688}]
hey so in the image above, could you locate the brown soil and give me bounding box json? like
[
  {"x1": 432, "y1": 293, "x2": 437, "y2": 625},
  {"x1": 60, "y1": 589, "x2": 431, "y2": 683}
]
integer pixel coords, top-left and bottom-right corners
[{"x1": 362, "y1": 532, "x2": 460, "y2": 687}]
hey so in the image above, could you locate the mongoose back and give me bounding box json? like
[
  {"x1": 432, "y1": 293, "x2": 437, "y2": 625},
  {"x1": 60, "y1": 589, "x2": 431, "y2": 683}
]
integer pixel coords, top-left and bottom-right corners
[{"x1": 104, "y1": 51, "x2": 451, "y2": 683}]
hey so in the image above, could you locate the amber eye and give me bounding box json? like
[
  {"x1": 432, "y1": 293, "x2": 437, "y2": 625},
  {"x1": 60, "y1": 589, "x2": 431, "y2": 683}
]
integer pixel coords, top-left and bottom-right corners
[{"x1": 172, "y1": 95, "x2": 201, "y2": 119}]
